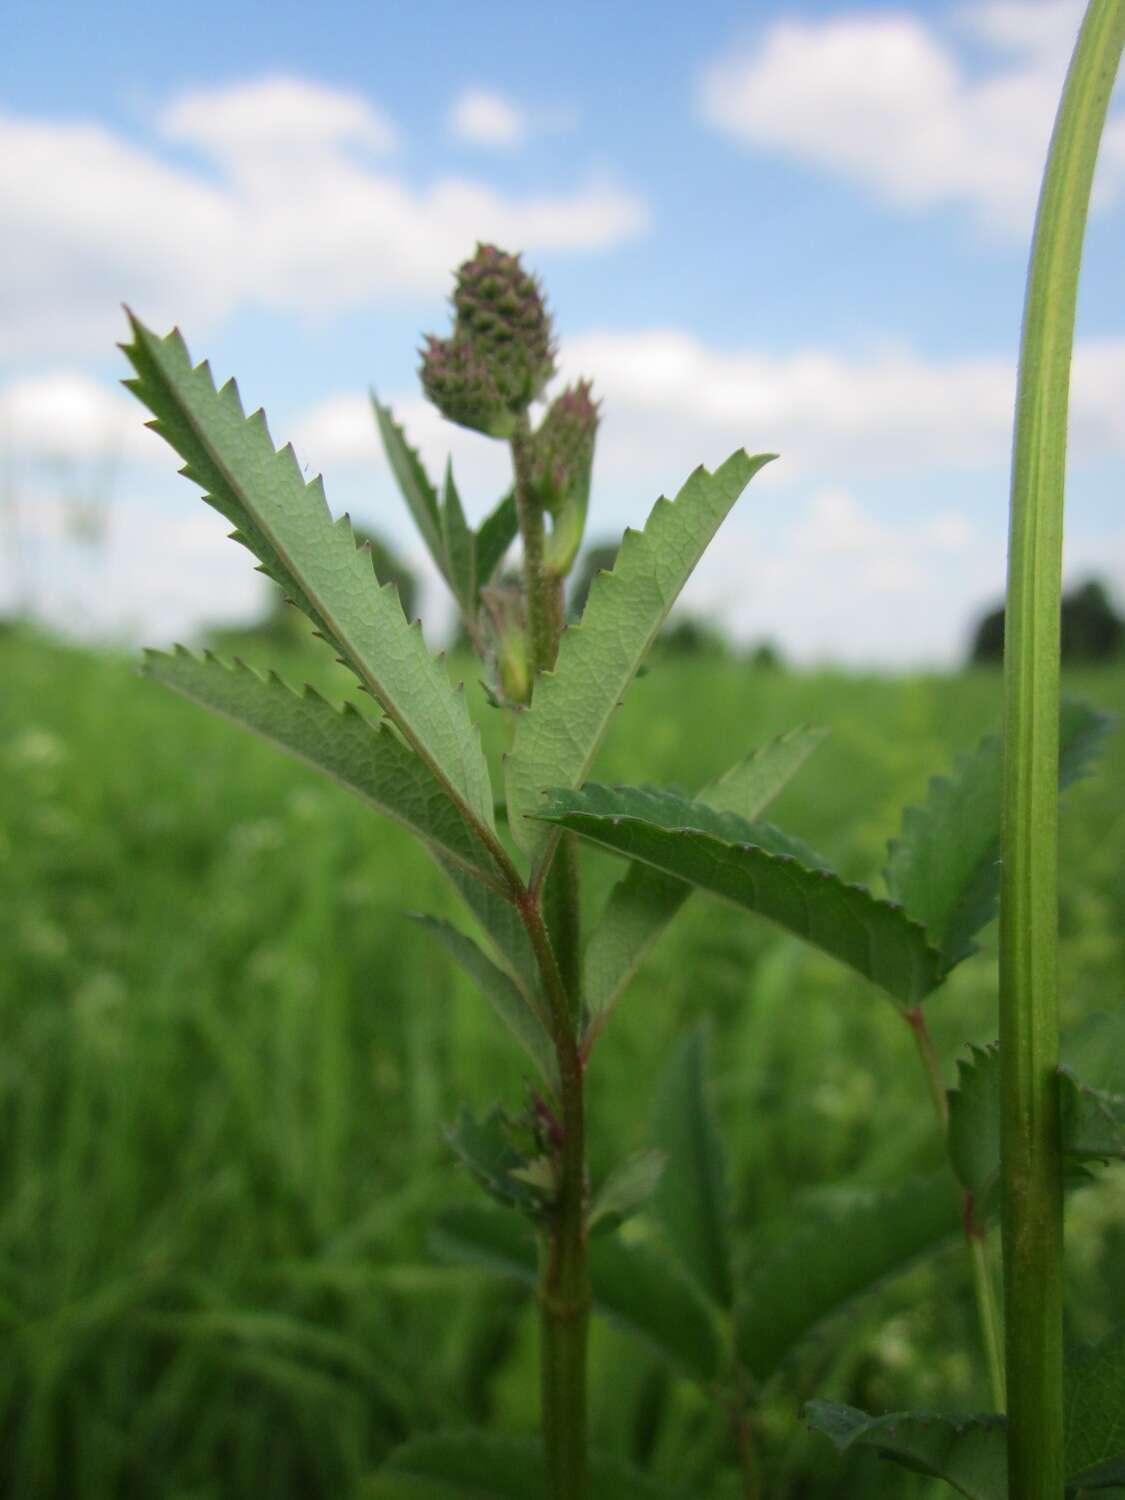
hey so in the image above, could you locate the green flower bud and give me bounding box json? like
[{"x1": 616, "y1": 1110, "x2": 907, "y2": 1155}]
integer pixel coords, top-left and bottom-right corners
[
  {"x1": 530, "y1": 380, "x2": 599, "y2": 516},
  {"x1": 418, "y1": 334, "x2": 517, "y2": 439},
  {"x1": 421, "y1": 244, "x2": 556, "y2": 435}
]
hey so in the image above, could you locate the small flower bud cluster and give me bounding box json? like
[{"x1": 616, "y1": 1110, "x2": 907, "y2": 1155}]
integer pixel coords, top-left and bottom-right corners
[{"x1": 420, "y1": 244, "x2": 556, "y2": 438}]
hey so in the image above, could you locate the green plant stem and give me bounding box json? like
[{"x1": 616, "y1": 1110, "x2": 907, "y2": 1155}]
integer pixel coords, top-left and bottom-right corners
[
  {"x1": 905, "y1": 1007, "x2": 1007, "y2": 1411},
  {"x1": 1001, "y1": 6, "x2": 1125, "y2": 1496},
  {"x1": 512, "y1": 412, "x2": 589, "y2": 1500},
  {"x1": 522, "y1": 895, "x2": 590, "y2": 1500},
  {"x1": 512, "y1": 416, "x2": 557, "y2": 679}
]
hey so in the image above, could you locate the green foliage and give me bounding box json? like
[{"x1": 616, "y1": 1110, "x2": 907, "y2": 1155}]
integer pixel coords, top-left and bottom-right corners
[
  {"x1": 505, "y1": 450, "x2": 772, "y2": 870},
  {"x1": 445, "y1": 1105, "x2": 552, "y2": 1213},
  {"x1": 738, "y1": 1174, "x2": 960, "y2": 1383},
  {"x1": 366, "y1": 1432, "x2": 684, "y2": 1499},
  {"x1": 648, "y1": 1026, "x2": 732, "y2": 1308},
  {"x1": 430, "y1": 1207, "x2": 721, "y2": 1382},
  {"x1": 806, "y1": 1321, "x2": 1125, "y2": 1494},
  {"x1": 947, "y1": 1045, "x2": 1003, "y2": 1204},
  {"x1": 885, "y1": 701, "x2": 1111, "y2": 966},
  {"x1": 141, "y1": 647, "x2": 500, "y2": 885},
  {"x1": 122, "y1": 317, "x2": 496, "y2": 832},
  {"x1": 409, "y1": 917, "x2": 556, "y2": 1091},
  {"x1": 537, "y1": 783, "x2": 945, "y2": 1006},
  {"x1": 805, "y1": 1403, "x2": 1008, "y2": 1500},
  {"x1": 587, "y1": 1150, "x2": 666, "y2": 1237},
  {"x1": 583, "y1": 726, "x2": 826, "y2": 1040}
]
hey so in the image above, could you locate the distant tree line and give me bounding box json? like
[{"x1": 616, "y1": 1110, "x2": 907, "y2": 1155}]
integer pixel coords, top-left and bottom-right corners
[{"x1": 969, "y1": 578, "x2": 1123, "y2": 666}]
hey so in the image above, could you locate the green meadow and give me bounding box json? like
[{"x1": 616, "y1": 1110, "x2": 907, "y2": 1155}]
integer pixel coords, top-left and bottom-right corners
[{"x1": 4, "y1": 624, "x2": 1124, "y2": 1499}]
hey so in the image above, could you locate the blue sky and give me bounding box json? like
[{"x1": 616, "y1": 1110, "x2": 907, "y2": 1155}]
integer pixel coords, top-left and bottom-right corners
[{"x1": 2, "y1": 0, "x2": 1123, "y2": 663}]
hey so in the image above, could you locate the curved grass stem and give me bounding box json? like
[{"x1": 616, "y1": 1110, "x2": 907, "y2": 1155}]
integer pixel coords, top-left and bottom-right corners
[{"x1": 1001, "y1": 5, "x2": 1125, "y2": 1494}]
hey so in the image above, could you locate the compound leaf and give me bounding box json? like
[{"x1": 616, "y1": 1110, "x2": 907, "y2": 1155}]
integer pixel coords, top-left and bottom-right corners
[
  {"x1": 431, "y1": 1206, "x2": 720, "y2": 1383},
  {"x1": 737, "y1": 1173, "x2": 960, "y2": 1382},
  {"x1": 366, "y1": 1432, "x2": 685, "y2": 1499},
  {"x1": 409, "y1": 917, "x2": 555, "y2": 1091},
  {"x1": 885, "y1": 701, "x2": 1110, "y2": 967},
  {"x1": 539, "y1": 785, "x2": 945, "y2": 1007},
  {"x1": 505, "y1": 450, "x2": 773, "y2": 871},
  {"x1": 123, "y1": 318, "x2": 495, "y2": 833},
  {"x1": 142, "y1": 648, "x2": 501, "y2": 887},
  {"x1": 584, "y1": 725, "x2": 826, "y2": 1040},
  {"x1": 650, "y1": 1025, "x2": 732, "y2": 1308}
]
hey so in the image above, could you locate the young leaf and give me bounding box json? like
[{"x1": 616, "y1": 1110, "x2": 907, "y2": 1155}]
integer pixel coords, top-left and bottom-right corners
[
  {"x1": 1060, "y1": 1007, "x2": 1125, "y2": 1165},
  {"x1": 366, "y1": 1432, "x2": 685, "y2": 1499},
  {"x1": 444, "y1": 1105, "x2": 550, "y2": 1213},
  {"x1": 948, "y1": 1020, "x2": 1125, "y2": 1198},
  {"x1": 737, "y1": 1173, "x2": 960, "y2": 1382},
  {"x1": 122, "y1": 318, "x2": 496, "y2": 835},
  {"x1": 440, "y1": 460, "x2": 476, "y2": 614},
  {"x1": 584, "y1": 726, "x2": 827, "y2": 1039},
  {"x1": 539, "y1": 784, "x2": 945, "y2": 1007},
  {"x1": 1065, "y1": 1322, "x2": 1125, "y2": 1490},
  {"x1": 947, "y1": 1044, "x2": 1003, "y2": 1204},
  {"x1": 885, "y1": 701, "x2": 1110, "y2": 967},
  {"x1": 587, "y1": 1150, "x2": 666, "y2": 1237},
  {"x1": 371, "y1": 394, "x2": 445, "y2": 571},
  {"x1": 804, "y1": 1402, "x2": 1008, "y2": 1500},
  {"x1": 475, "y1": 491, "x2": 518, "y2": 591},
  {"x1": 142, "y1": 648, "x2": 502, "y2": 887},
  {"x1": 408, "y1": 916, "x2": 556, "y2": 1092},
  {"x1": 430, "y1": 1206, "x2": 721, "y2": 1382},
  {"x1": 505, "y1": 450, "x2": 774, "y2": 872},
  {"x1": 649, "y1": 1026, "x2": 732, "y2": 1308}
]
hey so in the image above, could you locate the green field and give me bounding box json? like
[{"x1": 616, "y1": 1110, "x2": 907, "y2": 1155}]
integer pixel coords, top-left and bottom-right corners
[{"x1": 4, "y1": 625, "x2": 1124, "y2": 1500}]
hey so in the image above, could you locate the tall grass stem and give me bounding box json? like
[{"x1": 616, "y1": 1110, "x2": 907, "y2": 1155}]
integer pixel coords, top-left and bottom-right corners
[{"x1": 1001, "y1": 5, "x2": 1125, "y2": 1494}]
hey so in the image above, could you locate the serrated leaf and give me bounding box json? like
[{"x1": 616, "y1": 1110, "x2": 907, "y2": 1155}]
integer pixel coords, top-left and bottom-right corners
[
  {"x1": 806, "y1": 1327, "x2": 1125, "y2": 1497},
  {"x1": 588, "y1": 1150, "x2": 666, "y2": 1237},
  {"x1": 122, "y1": 318, "x2": 495, "y2": 835},
  {"x1": 948, "y1": 1019, "x2": 1125, "y2": 1200},
  {"x1": 142, "y1": 648, "x2": 502, "y2": 886},
  {"x1": 440, "y1": 859, "x2": 542, "y2": 1004},
  {"x1": 365, "y1": 1432, "x2": 685, "y2": 1500},
  {"x1": 409, "y1": 917, "x2": 556, "y2": 1092},
  {"x1": 444, "y1": 1105, "x2": 548, "y2": 1212},
  {"x1": 737, "y1": 1173, "x2": 960, "y2": 1382},
  {"x1": 804, "y1": 1402, "x2": 1008, "y2": 1500},
  {"x1": 947, "y1": 1044, "x2": 1002, "y2": 1202},
  {"x1": 505, "y1": 450, "x2": 774, "y2": 872},
  {"x1": 476, "y1": 491, "x2": 518, "y2": 591},
  {"x1": 584, "y1": 726, "x2": 826, "y2": 1043},
  {"x1": 539, "y1": 784, "x2": 945, "y2": 1007},
  {"x1": 371, "y1": 394, "x2": 444, "y2": 571},
  {"x1": 430, "y1": 1206, "x2": 721, "y2": 1383},
  {"x1": 1066, "y1": 1322, "x2": 1125, "y2": 1488},
  {"x1": 650, "y1": 1025, "x2": 732, "y2": 1307},
  {"x1": 441, "y1": 460, "x2": 476, "y2": 613},
  {"x1": 885, "y1": 700, "x2": 1111, "y2": 967}
]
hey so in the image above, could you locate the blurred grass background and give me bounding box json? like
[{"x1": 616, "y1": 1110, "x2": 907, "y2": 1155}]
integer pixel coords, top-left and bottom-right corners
[{"x1": 3, "y1": 623, "x2": 1123, "y2": 1499}]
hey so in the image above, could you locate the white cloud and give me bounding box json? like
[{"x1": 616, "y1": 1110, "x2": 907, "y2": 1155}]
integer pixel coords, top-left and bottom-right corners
[
  {"x1": 0, "y1": 372, "x2": 154, "y2": 463},
  {"x1": 552, "y1": 328, "x2": 1125, "y2": 490},
  {"x1": 697, "y1": 2, "x2": 1123, "y2": 233},
  {"x1": 0, "y1": 74, "x2": 646, "y2": 360},
  {"x1": 450, "y1": 88, "x2": 526, "y2": 148}
]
